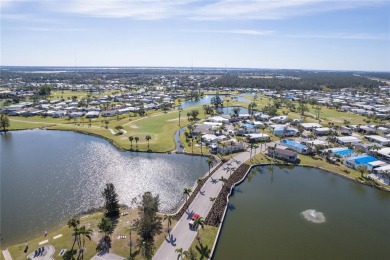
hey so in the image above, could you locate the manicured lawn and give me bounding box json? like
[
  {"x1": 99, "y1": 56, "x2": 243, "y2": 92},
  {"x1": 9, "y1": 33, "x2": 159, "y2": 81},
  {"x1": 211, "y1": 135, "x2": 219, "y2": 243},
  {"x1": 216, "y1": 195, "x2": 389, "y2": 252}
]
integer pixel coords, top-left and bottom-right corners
[
  {"x1": 188, "y1": 225, "x2": 218, "y2": 260},
  {"x1": 6, "y1": 209, "x2": 175, "y2": 260},
  {"x1": 6, "y1": 106, "x2": 209, "y2": 152}
]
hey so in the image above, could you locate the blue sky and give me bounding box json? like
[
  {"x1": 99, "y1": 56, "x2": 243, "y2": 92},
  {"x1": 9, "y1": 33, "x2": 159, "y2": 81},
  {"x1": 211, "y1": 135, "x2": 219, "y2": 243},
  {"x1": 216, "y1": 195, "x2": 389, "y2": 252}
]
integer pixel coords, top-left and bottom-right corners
[{"x1": 1, "y1": 0, "x2": 389, "y2": 71}]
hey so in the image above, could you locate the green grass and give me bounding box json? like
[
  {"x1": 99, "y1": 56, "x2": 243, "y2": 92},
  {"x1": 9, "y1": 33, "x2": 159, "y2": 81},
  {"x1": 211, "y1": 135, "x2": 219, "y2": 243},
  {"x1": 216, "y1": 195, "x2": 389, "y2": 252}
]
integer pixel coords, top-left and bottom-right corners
[
  {"x1": 188, "y1": 225, "x2": 218, "y2": 260},
  {"x1": 6, "y1": 209, "x2": 175, "y2": 260},
  {"x1": 248, "y1": 150, "x2": 389, "y2": 189},
  {"x1": 6, "y1": 106, "x2": 210, "y2": 152}
]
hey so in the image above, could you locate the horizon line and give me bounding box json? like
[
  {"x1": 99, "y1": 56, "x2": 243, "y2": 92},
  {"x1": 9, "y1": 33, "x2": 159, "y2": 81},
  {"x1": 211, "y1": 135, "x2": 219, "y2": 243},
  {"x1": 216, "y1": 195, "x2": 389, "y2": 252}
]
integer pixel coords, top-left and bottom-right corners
[{"x1": 1, "y1": 65, "x2": 388, "y2": 73}]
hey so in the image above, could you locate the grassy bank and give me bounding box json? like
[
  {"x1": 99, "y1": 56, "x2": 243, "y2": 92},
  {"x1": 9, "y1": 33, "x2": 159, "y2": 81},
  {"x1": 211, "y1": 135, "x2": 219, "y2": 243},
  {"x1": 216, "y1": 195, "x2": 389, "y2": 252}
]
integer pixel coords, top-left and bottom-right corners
[
  {"x1": 188, "y1": 225, "x2": 218, "y2": 259},
  {"x1": 248, "y1": 152, "x2": 389, "y2": 189},
  {"x1": 6, "y1": 105, "x2": 209, "y2": 152},
  {"x1": 5, "y1": 209, "x2": 175, "y2": 260}
]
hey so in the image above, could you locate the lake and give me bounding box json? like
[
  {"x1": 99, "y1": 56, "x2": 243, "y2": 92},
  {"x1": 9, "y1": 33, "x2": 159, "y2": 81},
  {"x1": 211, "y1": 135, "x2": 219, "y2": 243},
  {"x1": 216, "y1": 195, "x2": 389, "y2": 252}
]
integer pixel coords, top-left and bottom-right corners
[
  {"x1": 214, "y1": 165, "x2": 390, "y2": 259},
  {"x1": 0, "y1": 130, "x2": 209, "y2": 247}
]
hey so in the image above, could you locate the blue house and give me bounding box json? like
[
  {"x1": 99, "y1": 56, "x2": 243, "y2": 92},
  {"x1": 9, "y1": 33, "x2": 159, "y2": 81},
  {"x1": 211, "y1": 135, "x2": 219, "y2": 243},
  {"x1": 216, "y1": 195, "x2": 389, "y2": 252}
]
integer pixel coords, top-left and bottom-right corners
[
  {"x1": 344, "y1": 155, "x2": 385, "y2": 171},
  {"x1": 280, "y1": 139, "x2": 308, "y2": 154}
]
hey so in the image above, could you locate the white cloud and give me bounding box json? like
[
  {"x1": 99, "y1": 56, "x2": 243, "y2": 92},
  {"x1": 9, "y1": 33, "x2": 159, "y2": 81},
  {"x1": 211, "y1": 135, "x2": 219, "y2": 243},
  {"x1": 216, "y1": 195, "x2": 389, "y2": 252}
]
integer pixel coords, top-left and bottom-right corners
[
  {"x1": 13, "y1": 27, "x2": 85, "y2": 32},
  {"x1": 191, "y1": 0, "x2": 387, "y2": 20},
  {"x1": 3, "y1": 0, "x2": 385, "y2": 21},
  {"x1": 284, "y1": 32, "x2": 388, "y2": 41},
  {"x1": 48, "y1": 0, "x2": 195, "y2": 20}
]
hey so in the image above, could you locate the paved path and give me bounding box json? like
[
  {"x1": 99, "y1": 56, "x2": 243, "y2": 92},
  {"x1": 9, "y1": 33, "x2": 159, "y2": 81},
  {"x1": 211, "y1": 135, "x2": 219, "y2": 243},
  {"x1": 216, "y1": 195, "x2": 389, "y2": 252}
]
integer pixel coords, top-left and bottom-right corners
[
  {"x1": 153, "y1": 150, "x2": 254, "y2": 260},
  {"x1": 2, "y1": 249, "x2": 12, "y2": 260},
  {"x1": 91, "y1": 252, "x2": 126, "y2": 260}
]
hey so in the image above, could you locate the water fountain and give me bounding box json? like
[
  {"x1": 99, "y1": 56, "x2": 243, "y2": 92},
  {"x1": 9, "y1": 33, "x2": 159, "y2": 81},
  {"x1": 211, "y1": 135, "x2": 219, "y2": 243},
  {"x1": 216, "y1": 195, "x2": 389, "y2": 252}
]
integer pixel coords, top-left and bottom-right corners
[{"x1": 301, "y1": 209, "x2": 326, "y2": 223}]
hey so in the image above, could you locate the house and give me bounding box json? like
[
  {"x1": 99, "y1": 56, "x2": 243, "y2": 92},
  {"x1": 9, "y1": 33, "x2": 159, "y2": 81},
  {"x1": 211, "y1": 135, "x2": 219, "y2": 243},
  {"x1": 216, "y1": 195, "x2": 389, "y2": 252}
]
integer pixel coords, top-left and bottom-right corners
[
  {"x1": 344, "y1": 155, "x2": 385, "y2": 171},
  {"x1": 102, "y1": 110, "x2": 117, "y2": 117},
  {"x1": 273, "y1": 127, "x2": 298, "y2": 137},
  {"x1": 252, "y1": 121, "x2": 265, "y2": 129},
  {"x1": 335, "y1": 136, "x2": 360, "y2": 145},
  {"x1": 266, "y1": 147, "x2": 298, "y2": 162},
  {"x1": 314, "y1": 127, "x2": 331, "y2": 136},
  {"x1": 211, "y1": 139, "x2": 246, "y2": 155},
  {"x1": 69, "y1": 112, "x2": 84, "y2": 118},
  {"x1": 353, "y1": 142, "x2": 383, "y2": 153},
  {"x1": 375, "y1": 148, "x2": 390, "y2": 161},
  {"x1": 364, "y1": 135, "x2": 390, "y2": 146},
  {"x1": 301, "y1": 140, "x2": 329, "y2": 148},
  {"x1": 326, "y1": 147, "x2": 356, "y2": 158},
  {"x1": 207, "y1": 116, "x2": 229, "y2": 123},
  {"x1": 339, "y1": 126, "x2": 352, "y2": 135},
  {"x1": 359, "y1": 125, "x2": 376, "y2": 134},
  {"x1": 244, "y1": 133, "x2": 270, "y2": 142},
  {"x1": 85, "y1": 111, "x2": 100, "y2": 118},
  {"x1": 300, "y1": 123, "x2": 323, "y2": 131},
  {"x1": 52, "y1": 111, "x2": 67, "y2": 118},
  {"x1": 280, "y1": 139, "x2": 309, "y2": 154},
  {"x1": 270, "y1": 115, "x2": 289, "y2": 124}
]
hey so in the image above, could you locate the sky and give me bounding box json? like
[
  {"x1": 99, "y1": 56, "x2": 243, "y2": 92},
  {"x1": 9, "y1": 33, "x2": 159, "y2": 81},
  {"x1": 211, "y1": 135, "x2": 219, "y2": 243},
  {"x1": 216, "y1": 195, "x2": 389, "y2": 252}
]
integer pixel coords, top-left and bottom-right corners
[{"x1": 1, "y1": 0, "x2": 389, "y2": 71}]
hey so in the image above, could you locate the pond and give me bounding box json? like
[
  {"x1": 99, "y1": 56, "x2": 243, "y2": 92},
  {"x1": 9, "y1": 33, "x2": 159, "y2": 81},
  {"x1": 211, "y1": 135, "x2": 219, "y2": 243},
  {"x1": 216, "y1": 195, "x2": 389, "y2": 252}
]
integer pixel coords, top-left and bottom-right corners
[
  {"x1": 214, "y1": 165, "x2": 390, "y2": 259},
  {"x1": 0, "y1": 130, "x2": 209, "y2": 247},
  {"x1": 179, "y1": 94, "x2": 252, "y2": 109}
]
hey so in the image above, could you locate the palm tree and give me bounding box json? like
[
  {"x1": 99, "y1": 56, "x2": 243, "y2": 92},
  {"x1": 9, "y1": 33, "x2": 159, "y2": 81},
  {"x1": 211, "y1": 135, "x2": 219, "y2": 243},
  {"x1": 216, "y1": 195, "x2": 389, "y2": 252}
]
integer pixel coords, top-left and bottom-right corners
[
  {"x1": 126, "y1": 225, "x2": 137, "y2": 259},
  {"x1": 78, "y1": 226, "x2": 92, "y2": 259},
  {"x1": 134, "y1": 136, "x2": 139, "y2": 150},
  {"x1": 207, "y1": 158, "x2": 214, "y2": 176},
  {"x1": 183, "y1": 188, "x2": 192, "y2": 202},
  {"x1": 198, "y1": 133, "x2": 203, "y2": 154},
  {"x1": 67, "y1": 217, "x2": 80, "y2": 252},
  {"x1": 145, "y1": 135, "x2": 152, "y2": 150},
  {"x1": 128, "y1": 136, "x2": 134, "y2": 150},
  {"x1": 178, "y1": 108, "x2": 183, "y2": 126},
  {"x1": 221, "y1": 143, "x2": 227, "y2": 155},
  {"x1": 163, "y1": 214, "x2": 174, "y2": 234},
  {"x1": 230, "y1": 141, "x2": 235, "y2": 154},
  {"x1": 175, "y1": 248, "x2": 189, "y2": 260},
  {"x1": 219, "y1": 176, "x2": 228, "y2": 186},
  {"x1": 193, "y1": 216, "x2": 205, "y2": 241}
]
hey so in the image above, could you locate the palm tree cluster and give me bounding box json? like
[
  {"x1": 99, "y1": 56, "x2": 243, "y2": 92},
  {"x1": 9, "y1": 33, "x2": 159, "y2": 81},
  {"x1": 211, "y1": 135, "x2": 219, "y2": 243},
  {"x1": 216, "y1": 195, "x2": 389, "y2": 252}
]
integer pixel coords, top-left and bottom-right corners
[{"x1": 67, "y1": 217, "x2": 93, "y2": 260}]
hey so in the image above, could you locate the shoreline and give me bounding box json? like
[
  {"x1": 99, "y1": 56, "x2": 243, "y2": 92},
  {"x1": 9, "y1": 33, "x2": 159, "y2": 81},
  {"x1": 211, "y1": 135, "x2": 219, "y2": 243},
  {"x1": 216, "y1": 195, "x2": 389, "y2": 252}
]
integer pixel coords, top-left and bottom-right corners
[
  {"x1": 2, "y1": 129, "x2": 389, "y2": 253},
  {"x1": 207, "y1": 163, "x2": 390, "y2": 259}
]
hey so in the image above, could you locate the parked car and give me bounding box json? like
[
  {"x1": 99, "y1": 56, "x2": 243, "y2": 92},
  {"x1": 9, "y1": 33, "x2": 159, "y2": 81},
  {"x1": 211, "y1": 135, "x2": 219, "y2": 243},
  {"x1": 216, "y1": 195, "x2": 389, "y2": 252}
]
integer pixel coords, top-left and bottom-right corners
[{"x1": 189, "y1": 213, "x2": 200, "y2": 229}]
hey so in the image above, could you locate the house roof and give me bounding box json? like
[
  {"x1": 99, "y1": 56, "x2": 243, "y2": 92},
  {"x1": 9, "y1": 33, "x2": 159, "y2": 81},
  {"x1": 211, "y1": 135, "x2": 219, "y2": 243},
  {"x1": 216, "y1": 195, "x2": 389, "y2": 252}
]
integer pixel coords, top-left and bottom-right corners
[{"x1": 268, "y1": 147, "x2": 297, "y2": 156}]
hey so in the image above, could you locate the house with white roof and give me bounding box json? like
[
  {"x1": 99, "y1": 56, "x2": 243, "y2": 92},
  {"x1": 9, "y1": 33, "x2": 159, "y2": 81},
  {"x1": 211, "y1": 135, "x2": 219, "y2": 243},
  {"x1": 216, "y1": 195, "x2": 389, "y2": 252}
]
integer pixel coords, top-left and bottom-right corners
[{"x1": 364, "y1": 135, "x2": 390, "y2": 146}]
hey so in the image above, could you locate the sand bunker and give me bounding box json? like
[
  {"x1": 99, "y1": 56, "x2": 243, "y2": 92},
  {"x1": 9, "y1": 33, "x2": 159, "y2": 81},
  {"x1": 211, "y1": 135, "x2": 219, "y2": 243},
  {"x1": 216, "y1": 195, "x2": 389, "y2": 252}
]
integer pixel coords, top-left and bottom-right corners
[{"x1": 301, "y1": 209, "x2": 326, "y2": 223}]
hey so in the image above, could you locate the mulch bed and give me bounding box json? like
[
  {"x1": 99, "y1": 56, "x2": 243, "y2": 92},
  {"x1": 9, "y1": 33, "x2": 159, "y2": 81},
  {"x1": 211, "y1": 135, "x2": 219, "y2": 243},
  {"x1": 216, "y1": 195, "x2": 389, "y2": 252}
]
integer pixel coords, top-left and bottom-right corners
[{"x1": 205, "y1": 163, "x2": 251, "y2": 227}]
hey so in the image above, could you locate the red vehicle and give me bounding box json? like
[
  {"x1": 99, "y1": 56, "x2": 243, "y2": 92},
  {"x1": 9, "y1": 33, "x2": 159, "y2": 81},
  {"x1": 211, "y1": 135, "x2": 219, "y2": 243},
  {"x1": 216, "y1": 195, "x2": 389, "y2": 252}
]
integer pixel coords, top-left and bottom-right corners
[{"x1": 189, "y1": 213, "x2": 200, "y2": 229}]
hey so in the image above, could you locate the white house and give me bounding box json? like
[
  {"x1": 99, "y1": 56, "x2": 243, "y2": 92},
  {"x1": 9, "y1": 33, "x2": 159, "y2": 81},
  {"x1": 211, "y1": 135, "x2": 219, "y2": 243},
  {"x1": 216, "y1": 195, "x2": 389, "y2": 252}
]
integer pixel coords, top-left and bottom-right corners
[
  {"x1": 314, "y1": 127, "x2": 331, "y2": 136},
  {"x1": 336, "y1": 136, "x2": 360, "y2": 145},
  {"x1": 244, "y1": 133, "x2": 270, "y2": 142},
  {"x1": 270, "y1": 115, "x2": 289, "y2": 124},
  {"x1": 364, "y1": 135, "x2": 390, "y2": 146}
]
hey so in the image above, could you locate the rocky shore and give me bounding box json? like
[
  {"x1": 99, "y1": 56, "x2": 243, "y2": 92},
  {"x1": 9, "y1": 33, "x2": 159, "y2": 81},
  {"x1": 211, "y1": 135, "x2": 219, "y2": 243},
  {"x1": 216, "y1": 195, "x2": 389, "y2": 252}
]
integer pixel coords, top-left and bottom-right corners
[{"x1": 205, "y1": 163, "x2": 251, "y2": 226}]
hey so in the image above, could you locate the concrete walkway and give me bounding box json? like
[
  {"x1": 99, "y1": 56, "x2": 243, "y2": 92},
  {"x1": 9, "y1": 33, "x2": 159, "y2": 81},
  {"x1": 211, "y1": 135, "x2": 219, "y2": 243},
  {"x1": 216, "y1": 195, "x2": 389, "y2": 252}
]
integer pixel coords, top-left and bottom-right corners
[
  {"x1": 153, "y1": 149, "x2": 255, "y2": 260},
  {"x1": 91, "y1": 252, "x2": 126, "y2": 260},
  {"x1": 2, "y1": 249, "x2": 12, "y2": 260}
]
